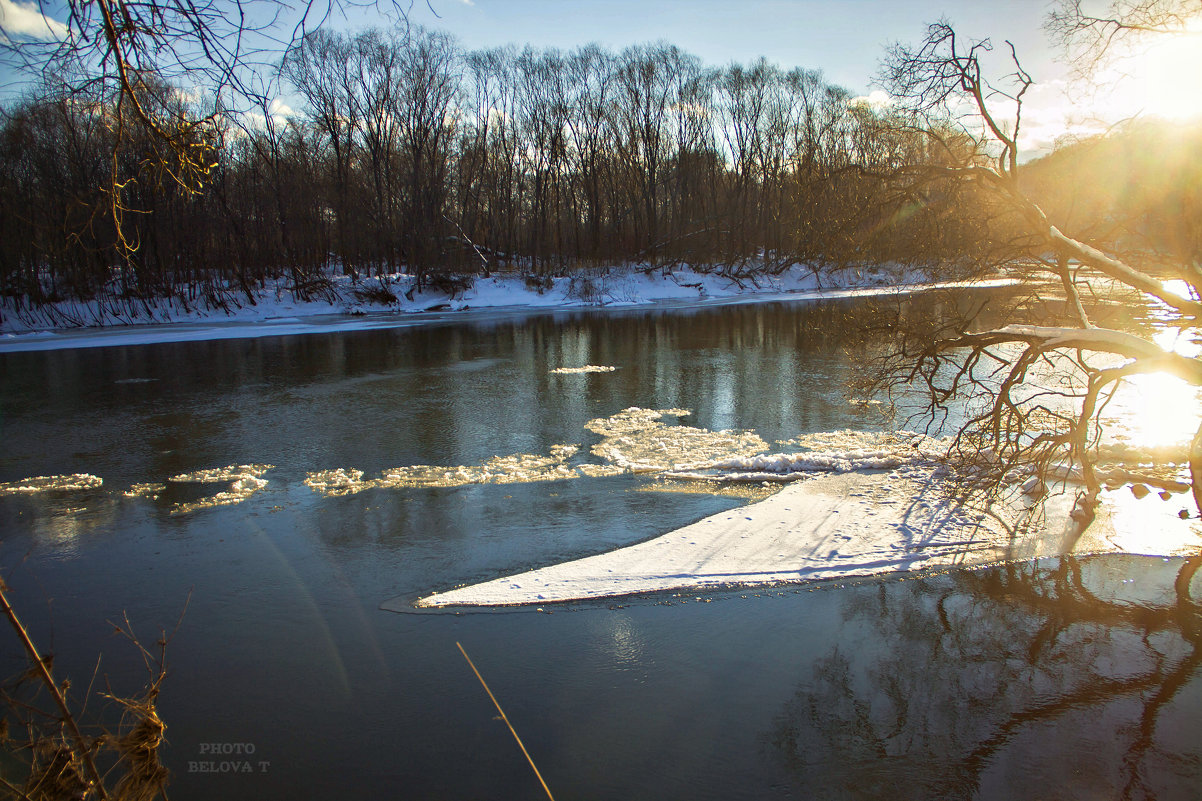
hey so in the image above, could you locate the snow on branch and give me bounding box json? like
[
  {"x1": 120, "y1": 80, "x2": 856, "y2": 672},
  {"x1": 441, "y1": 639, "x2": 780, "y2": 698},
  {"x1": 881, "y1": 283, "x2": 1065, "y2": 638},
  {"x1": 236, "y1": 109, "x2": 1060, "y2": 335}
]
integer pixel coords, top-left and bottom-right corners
[
  {"x1": 1046, "y1": 227, "x2": 1202, "y2": 317},
  {"x1": 949, "y1": 324, "x2": 1202, "y2": 384}
]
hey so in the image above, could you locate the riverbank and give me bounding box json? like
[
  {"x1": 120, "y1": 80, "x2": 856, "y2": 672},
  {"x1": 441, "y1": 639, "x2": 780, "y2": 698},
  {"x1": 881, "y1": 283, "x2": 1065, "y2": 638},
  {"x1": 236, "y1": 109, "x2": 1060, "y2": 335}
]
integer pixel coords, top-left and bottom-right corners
[{"x1": 1, "y1": 262, "x2": 967, "y2": 352}]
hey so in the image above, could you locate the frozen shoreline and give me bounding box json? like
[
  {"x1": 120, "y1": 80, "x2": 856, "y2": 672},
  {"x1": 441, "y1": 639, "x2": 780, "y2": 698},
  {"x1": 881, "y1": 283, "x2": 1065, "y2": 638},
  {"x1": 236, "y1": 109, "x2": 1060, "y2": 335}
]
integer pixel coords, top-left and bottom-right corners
[
  {"x1": 404, "y1": 469, "x2": 1200, "y2": 609},
  {"x1": 0, "y1": 264, "x2": 1007, "y2": 352}
]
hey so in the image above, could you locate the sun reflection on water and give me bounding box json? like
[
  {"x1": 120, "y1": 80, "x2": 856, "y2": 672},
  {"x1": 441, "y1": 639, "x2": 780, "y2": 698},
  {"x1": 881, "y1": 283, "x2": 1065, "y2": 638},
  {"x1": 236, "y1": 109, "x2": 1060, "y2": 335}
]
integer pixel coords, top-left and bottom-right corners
[
  {"x1": 1097, "y1": 321, "x2": 1201, "y2": 453},
  {"x1": 1106, "y1": 372, "x2": 1202, "y2": 451}
]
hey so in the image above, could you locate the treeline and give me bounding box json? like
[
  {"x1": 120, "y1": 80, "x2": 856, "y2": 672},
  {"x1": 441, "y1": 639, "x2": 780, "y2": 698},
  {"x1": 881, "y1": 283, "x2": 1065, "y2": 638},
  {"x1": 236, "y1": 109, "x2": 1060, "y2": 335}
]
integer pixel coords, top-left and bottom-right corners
[{"x1": 0, "y1": 27, "x2": 1009, "y2": 309}]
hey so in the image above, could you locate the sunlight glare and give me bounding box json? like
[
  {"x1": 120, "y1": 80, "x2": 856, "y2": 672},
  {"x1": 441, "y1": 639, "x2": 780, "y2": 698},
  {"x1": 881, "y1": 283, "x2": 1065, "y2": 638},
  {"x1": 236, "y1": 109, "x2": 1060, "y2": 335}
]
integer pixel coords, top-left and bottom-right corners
[
  {"x1": 1106, "y1": 371, "x2": 1202, "y2": 450},
  {"x1": 1102, "y1": 32, "x2": 1202, "y2": 121}
]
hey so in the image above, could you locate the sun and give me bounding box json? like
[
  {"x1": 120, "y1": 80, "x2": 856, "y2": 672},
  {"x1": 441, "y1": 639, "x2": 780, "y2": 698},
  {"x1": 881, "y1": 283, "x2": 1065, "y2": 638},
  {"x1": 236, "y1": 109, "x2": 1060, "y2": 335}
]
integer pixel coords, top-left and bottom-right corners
[{"x1": 1101, "y1": 29, "x2": 1202, "y2": 121}]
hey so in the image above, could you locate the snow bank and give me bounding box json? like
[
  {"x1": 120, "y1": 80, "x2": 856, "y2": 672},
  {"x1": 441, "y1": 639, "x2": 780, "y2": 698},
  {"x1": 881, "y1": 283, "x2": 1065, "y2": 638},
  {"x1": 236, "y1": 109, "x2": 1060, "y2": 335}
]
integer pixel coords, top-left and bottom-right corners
[{"x1": 0, "y1": 264, "x2": 1008, "y2": 352}]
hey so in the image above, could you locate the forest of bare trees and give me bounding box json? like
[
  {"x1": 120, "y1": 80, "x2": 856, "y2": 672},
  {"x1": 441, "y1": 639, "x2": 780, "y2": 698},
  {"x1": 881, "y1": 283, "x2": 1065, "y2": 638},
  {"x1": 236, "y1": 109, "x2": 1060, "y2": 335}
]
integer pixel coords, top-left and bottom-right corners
[{"x1": 0, "y1": 28, "x2": 1007, "y2": 311}]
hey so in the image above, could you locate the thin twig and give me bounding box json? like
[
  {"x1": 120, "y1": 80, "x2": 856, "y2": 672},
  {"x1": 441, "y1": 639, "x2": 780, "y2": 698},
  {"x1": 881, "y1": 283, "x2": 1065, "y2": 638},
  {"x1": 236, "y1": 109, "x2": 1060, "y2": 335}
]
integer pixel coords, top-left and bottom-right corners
[{"x1": 456, "y1": 642, "x2": 555, "y2": 801}]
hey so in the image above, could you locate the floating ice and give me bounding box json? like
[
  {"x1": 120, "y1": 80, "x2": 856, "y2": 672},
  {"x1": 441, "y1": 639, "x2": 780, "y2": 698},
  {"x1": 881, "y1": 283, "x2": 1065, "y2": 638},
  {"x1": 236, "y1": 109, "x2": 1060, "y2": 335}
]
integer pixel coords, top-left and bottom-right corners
[
  {"x1": 305, "y1": 409, "x2": 769, "y2": 496},
  {"x1": 166, "y1": 464, "x2": 274, "y2": 515},
  {"x1": 549, "y1": 365, "x2": 617, "y2": 374},
  {"x1": 636, "y1": 478, "x2": 781, "y2": 501},
  {"x1": 124, "y1": 482, "x2": 167, "y2": 500},
  {"x1": 304, "y1": 468, "x2": 369, "y2": 497},
  {"x1": 305, "y1": 444, "x2": 586, "y2": 496},
  {"x1": 585, "y1": 407, "x2": 768, "y2": 472},
  {"x1": 670, "y1": 430, "x2": 945, "y2": 482},
  {"x1": 0, "y1": 474, "x2": 104, "y2": 495}
]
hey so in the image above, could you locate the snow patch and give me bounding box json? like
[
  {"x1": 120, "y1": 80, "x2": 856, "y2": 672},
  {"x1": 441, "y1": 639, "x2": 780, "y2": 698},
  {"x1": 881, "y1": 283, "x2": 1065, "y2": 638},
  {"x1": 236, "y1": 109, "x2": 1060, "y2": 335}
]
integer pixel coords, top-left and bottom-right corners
[
  {"x1": 411, "y1": 469, "x2": 1028, "y2": 607},
  {"x1": 410, "y1": 463, "x2": 1200, "y2": 608}
]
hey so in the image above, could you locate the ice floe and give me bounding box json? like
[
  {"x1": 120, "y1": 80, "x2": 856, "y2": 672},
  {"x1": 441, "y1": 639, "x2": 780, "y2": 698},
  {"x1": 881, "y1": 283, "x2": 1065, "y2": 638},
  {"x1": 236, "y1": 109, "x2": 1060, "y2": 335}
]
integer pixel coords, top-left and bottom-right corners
[
  {"x1": 667, "y1": 430, "x2": 945, "y2": 482},
  {"x1": 305, "y1": 444, "x2": 587, "y2": 496},
  {"x1": 0, "y1": 474, "x2": 104, "y2": 495},
  {"x1": 410, "y1": 463, "x2": 1200, "y2": 608},
  {"x1": 305, "y1": 408, "x2": 769, "y2": 495},
  {"x1": 166, "y1": 464, "x2": 274, "y2": 515},
  {"x1": 124, "y1": 482, "x2": 167, "y2": 500},
  {"x1": 549, "y1": 365, "x2": 617, "y2": 374},
  {"x1": 585, "y1": 407, "x2": 768, "y2": 472}
]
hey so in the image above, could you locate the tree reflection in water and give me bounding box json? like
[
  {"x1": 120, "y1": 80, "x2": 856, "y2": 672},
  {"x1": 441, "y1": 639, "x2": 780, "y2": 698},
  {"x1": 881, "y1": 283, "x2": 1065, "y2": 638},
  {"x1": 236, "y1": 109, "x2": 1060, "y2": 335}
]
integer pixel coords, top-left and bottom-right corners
[{"x1": 771, "y1": 555, "x2": 1202, "y2": 800}]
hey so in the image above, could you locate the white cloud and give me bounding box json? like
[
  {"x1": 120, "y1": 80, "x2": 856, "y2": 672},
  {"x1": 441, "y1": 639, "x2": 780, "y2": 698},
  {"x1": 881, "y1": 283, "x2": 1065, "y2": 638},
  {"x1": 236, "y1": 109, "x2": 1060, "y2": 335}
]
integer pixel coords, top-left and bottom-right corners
[
  {"x1": 238, "y1": 97, "x2": 297, "y2": 133},
  {"x1": 268, "y1": 98, "x2": 295, "y2": 119},
  {"x1": 849, "y1": 90, "x2": 893, "y2": 109},
  {"x1": 0, "y1": 0, "x2": 68, "y2": 41}
]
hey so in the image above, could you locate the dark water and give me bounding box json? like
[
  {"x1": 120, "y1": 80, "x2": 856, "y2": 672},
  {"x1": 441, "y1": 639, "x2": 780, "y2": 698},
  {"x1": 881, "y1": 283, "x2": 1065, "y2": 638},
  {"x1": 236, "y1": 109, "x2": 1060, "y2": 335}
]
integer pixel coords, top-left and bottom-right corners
[{"x1": 1, "y1": 296, "x2": 1199, "y2": 800}]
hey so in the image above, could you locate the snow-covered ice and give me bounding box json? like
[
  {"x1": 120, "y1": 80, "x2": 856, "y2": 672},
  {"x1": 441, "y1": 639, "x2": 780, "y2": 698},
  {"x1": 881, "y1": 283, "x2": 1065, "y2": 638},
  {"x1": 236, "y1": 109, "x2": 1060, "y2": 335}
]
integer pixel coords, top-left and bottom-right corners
[{"x1": 408, "y1": 467, "x2": 1199, "y2": 608}]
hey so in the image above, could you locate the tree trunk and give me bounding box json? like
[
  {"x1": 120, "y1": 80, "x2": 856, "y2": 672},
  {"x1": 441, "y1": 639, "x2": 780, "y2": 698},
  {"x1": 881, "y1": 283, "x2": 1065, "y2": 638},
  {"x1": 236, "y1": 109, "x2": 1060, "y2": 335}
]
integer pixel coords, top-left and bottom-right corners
[{"x1": 1191, "y1": 417, "x2": 1202, "y2": 518}]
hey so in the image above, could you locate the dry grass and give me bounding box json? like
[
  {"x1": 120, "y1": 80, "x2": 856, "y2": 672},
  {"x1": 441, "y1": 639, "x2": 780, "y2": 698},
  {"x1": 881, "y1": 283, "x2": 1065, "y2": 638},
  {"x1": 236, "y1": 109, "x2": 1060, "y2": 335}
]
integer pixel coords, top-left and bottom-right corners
[{"x1": 1, "y1": 581, "x2": 179, "y2": 801}]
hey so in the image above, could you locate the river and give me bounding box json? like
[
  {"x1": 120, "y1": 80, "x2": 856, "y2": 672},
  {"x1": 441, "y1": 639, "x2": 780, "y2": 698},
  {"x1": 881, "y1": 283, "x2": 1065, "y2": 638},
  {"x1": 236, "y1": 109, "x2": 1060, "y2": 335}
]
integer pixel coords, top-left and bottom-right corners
[{"x1": 1, "y1": 289, "x2": 1199, "y2": 799}]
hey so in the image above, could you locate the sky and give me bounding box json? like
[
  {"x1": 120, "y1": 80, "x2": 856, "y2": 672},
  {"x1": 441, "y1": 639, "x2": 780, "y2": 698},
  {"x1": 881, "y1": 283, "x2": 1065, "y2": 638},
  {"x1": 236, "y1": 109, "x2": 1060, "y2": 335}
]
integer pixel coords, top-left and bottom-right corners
[
  {"x1": 2, "y1": 0, "x2": 1200, "y2": 153},
  {"x1": 385, "y1": 0, "x2": 1201, "y2": 152},
  {"x1": 398, "y1": 0, "x2": 1059, "y2": 95}
]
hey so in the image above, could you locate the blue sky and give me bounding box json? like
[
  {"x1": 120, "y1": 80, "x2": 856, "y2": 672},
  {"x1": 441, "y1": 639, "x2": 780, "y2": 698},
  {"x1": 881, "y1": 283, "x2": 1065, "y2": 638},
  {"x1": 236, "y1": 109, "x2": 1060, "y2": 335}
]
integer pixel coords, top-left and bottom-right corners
[{"x1": 397, "y1": 0, "x2": 1060, "y2": 95}]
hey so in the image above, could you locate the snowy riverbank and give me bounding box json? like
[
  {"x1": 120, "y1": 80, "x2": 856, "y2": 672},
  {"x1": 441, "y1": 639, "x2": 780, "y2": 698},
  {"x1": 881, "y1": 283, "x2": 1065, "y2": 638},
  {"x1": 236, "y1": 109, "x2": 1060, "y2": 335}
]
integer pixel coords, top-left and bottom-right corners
[{"x1": 0, "y1": 262, "x2": 978, "y2": 352}]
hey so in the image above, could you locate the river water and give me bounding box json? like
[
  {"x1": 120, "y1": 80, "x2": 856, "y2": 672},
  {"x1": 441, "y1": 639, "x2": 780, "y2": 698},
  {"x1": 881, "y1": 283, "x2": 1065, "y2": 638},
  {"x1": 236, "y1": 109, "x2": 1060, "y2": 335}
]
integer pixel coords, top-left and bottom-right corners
[{"x1": 1, "y1": 291, "x2": 1199, "y2": 799}]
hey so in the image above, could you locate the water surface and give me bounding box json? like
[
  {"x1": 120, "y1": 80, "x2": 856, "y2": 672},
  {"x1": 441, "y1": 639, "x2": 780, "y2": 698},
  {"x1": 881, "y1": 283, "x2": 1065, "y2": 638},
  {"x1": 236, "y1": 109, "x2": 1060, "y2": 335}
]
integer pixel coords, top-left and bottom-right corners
[{"x1": 1, "y1": 292, "x2": 1199, "y2": 799}]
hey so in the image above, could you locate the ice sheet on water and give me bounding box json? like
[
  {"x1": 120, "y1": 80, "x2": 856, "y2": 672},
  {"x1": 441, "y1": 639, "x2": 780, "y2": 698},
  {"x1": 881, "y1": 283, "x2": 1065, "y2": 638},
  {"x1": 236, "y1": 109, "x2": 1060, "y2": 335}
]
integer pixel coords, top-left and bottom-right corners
[
  {"x1": 168, "y1": 464, "x2": 273, "y2": 483},
  {"x1": 0, "y1": 474, "x2": 104, "y2": 495},
  {"x1": 635, "y1": 478, "x2": 781, "y2": 501}
]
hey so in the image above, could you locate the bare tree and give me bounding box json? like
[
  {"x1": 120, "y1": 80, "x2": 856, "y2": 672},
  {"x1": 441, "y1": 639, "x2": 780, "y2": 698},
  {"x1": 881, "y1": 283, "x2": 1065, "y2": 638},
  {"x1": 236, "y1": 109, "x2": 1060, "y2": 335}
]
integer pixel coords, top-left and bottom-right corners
[
  {"x1": 869, "y1": 19, "x2": 1202, "y2": 525},
  {"x1": 1, "y1": 0, "x2": 412, "y2": 267},
  {"x1": 1047, "y1": 0, "x2": 1202, "y2": 75}
]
